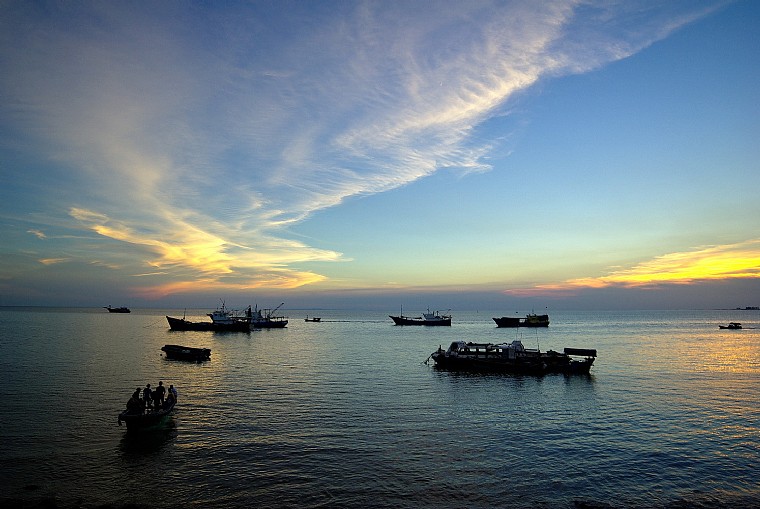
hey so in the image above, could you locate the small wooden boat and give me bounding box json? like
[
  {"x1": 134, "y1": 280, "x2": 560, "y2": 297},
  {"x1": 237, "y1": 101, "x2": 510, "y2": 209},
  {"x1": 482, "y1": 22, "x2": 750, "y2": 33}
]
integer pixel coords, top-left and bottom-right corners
[
  {"x1": 104, "y1": 305, "x2": 131, "y2": 313},
  {"x1": 719, "y1": 322, "x2": 742, "y2": 330},
  {"x1": 429, "y1": 340, "x2": 596, "y2": 374},
  {"x1": 161, "y1": 344, "x2": 211, "y2": 361},
  {"x1": 118, "y1": 400, "x2": 176, "y2": 431},
  {"x1": 390, "y1": 308, "x2": 451, "y2": 326},
  {"x1": 305, "y1": 316, "x2": 321, "y2": 322},
  {"x1": 493, "y1": 313, "x2": 549, "y2": 328}
]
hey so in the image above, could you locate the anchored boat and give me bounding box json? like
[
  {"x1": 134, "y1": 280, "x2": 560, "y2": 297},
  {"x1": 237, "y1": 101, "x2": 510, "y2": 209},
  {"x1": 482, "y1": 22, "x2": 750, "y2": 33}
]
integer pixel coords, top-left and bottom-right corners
[
  {"x1": 430, "y1": 339, "x2": 596, "y2": 374},
  {"x1": 493, "y1": 313, "x2": 549, "y2": 328},
  {"x1": 390, "y1": 308, "x2": 451, "y2": 326}
]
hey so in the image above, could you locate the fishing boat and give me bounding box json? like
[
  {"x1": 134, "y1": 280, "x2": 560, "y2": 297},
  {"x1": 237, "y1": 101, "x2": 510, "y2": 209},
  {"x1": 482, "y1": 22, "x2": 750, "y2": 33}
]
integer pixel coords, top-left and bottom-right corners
[
  {"x1": 161, "y1": 344, "x2": 211, "y2": 361},
  {"x1": 493, "y1": 313, "x2": 549, "y2": 328},
  {"x1": 118, "y1": 399, "x2": 176, "y2": 431},
  {"x1": 250, "y1": 303, "x2": 288, "y2": 328},
  {"x1": 104, "y1": 305, "x2": 131, "y2": 313},
  {"x1": 305, "y1": 316, "x2": 322, "y2": 322},
  {"x1": 166, "y1": 302, "x2": 251, "y2": 332},
  {"x1": 719, "y1": 322, "x2": 742, "y2": 330},
  {"x1": 390, "y1": 308, "x2": 451, "y2": 326},
  {"x1": 429, "y1": 340, "x2": 596, "y2": 374}
]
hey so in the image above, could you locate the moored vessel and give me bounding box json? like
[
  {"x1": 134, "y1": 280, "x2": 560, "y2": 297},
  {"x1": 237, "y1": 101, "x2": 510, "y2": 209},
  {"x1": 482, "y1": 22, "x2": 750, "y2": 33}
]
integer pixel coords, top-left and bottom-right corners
[
  {"x1": 429, "y1": 340, "x2": 596, "y2": 374},
  {"x1": 161, "y1": 344, "x2": 211, "y2": 361},
  {"x1": 390, "y1": 308, "x2": 451, "y2": 326},
  {"x1": 493, "y1": 313, "x2": 549, "y2": 328}
]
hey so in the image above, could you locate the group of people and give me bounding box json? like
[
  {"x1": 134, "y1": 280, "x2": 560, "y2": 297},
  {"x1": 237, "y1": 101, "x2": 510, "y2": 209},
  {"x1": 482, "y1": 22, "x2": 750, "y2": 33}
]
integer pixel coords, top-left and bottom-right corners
[{"x1": 125, "y1": 381, "x2": 177, "y2": 414}]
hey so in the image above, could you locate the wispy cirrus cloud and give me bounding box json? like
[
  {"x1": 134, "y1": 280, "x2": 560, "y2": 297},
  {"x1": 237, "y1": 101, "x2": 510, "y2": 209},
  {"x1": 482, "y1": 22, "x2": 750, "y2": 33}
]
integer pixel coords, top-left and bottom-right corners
[
  {"x1": 506, "y1": 240, "x2": 760, "y2": 297},
  {"x1": 1, "y1": 1, "x2": 726, "y2": 296}
]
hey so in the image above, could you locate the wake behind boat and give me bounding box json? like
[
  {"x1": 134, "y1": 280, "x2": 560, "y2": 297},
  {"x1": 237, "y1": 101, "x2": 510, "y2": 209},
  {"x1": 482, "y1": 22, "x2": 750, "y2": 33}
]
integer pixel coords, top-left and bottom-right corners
[
  {"x1": 390, "y1": 308, "x2": 451, "y2": 326},
  {"x1": 429, "y1": 340, "x2": 596, "y2": 374}
]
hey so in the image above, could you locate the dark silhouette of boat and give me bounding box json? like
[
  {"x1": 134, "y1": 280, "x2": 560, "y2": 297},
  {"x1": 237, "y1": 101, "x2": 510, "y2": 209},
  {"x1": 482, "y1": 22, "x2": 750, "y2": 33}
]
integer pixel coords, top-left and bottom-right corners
[
  {"x1": 161, "y1": 344, "x2": 211, "y2": 361},
  {"x1": 104, "y1": 305, "x2": 131, "y2": 313},
  {"x1": 719, "y1": 322, "x2": 742, "y2": 330},
  {"x1": 493, "y1": 313, "x2": 549, "y2": 328},
  {"x1": 250, "y1": 303, "x2": 288, "y2": 328},
  {"x1": 166, "y1": 302, "x2": 251, "y2": 332},
  {"x1": 166, "y1": 315, "x2": 250, "y2": 332},
  {"x1": 390, "y1": 308, "x2": 451, "y2": 326},
  {"x1": 118, "y1": 400, "x2": 176, "y2": 431},
  {"x1": 305, "y1": 316, "x2": 321, "y2": 322},
  {"x1": 429, "y1": 340, "x2": 596, "y2": 374}
]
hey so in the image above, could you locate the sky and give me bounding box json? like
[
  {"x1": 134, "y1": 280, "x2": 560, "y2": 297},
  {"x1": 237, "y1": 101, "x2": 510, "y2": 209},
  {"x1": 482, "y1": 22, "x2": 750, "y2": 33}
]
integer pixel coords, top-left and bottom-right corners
[{"x1": 1, "y1": 0, "x2": 758, "y2": 311}]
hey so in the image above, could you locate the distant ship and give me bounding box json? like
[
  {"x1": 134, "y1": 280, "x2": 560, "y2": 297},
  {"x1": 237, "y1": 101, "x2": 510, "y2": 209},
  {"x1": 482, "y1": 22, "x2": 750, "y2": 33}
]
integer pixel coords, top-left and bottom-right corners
[
  {"x1": 104, "y1": 305, "x2": 131, "y2": 313},
  {"x1": 390, "y1": 308, "x2": 451, "y2": 326},
  {"x1": 493, "y1": 313, "x2": 549, "y2": 328}
]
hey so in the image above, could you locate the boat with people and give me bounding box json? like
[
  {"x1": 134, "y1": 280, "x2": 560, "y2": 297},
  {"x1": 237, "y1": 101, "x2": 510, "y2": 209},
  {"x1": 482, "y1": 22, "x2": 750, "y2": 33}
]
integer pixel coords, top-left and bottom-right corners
[
  {"x1": 250, "y1": 303, "x2": 288, "y2": 328},
  {"x1": 719, "y1": 322, "x2": 742, "y2": 330},
  {"x1": 118, "y1": 385, "x2": 178, "y2": 431},
  {"x1": 104, "y1": 305, "x2": 130, "y2": 313},
  {"x1": 390, "y1": 308, "x2": 451, "y2": 326},
  {"x1": 305, "y1": 315, "x2": 322, "y2": 322},
  {"x1": 493, "y1": 313, "x2": 549, "y2": 328},
  {"x1": 429, "y1": 339, "x2": 596, "y2": 374},
  {"x1": 161, "y1": 344, "x2": 211, "y2": 361}
]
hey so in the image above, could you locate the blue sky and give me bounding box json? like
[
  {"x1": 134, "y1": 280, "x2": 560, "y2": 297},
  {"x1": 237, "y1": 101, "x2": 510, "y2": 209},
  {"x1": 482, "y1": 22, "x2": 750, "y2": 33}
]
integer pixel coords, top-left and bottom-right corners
[{"x1": 1, "y1": 0, "x2": 758, "y2": 310}]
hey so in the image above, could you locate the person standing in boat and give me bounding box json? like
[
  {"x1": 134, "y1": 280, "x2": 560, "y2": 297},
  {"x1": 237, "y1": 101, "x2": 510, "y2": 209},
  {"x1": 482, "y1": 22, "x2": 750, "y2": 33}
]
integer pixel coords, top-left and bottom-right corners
[
  {"x1": 169, "y1": 384, "x2": 177, "y2": 402},
  {"x1": 126, "y1": 389, "x2": 141, "y2": 414},
  {"x1": 155, "y1": 381, "x2": 166, "y2": 407},
  {"x1": 143, "y1": 384, "x2": 153, "y2": 410}
]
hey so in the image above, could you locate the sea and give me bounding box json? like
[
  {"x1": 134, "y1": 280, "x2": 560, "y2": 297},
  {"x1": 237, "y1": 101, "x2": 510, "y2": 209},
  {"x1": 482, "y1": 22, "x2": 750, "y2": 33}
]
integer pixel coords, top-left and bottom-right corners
[{"x1": 0, "y1": 307, "x2": 758, "y2": 509}]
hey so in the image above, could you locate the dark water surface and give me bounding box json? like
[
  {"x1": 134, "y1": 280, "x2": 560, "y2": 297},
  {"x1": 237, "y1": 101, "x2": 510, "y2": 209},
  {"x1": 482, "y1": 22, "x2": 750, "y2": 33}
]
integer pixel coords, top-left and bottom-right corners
[{"x1": 1, "y1": 307, "x2": 759, "y2": 508}]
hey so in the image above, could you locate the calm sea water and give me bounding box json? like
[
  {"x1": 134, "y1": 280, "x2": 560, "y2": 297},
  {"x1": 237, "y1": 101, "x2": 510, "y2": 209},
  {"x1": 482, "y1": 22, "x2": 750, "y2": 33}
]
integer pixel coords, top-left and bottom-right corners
[{"x1": 1, "y1": 307, "x2": 759, "y2": 508}]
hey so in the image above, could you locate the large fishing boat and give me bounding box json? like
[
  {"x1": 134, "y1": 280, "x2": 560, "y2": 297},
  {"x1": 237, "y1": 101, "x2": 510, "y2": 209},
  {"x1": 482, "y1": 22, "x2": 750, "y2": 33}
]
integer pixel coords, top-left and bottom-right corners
[
  {"x1": 390, "y1": 308, "x2": 451, "y2": 326},
  {"x1": 429, "y1": 339, "x2": 596, "y2": 374},
  {"x1": 250, "y1": 303, "x2": 288, "y2": 328},
  {"x1": 166, "y1": 303, "x2": 251, "y2": 332},
  {"x1": 493, "y1": 313, "x2": 549, "y2": 328}
]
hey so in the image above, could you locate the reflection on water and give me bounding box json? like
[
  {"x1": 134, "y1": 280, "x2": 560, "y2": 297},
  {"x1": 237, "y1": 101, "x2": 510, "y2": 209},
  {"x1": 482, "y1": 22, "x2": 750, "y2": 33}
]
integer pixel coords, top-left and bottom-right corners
[
  {"x1": 118, "y1": 420, "x2": 177, "y2": 457},
  {"x1": 0, "y1": 307, "x2": 759, "y2": 508}
]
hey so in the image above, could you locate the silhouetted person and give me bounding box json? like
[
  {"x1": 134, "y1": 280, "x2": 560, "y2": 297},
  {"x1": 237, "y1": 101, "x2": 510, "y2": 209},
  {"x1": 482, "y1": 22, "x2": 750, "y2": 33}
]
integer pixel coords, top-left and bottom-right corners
[
  {"x1": 143, "y1": 384, "x2": 153, "y2": 409},
  {"x1": 169, "y1": 384, "x2": 177, "y2": 402},
  {"x1": 155, "y1": 381, "x2": 166, "y2": 406}
]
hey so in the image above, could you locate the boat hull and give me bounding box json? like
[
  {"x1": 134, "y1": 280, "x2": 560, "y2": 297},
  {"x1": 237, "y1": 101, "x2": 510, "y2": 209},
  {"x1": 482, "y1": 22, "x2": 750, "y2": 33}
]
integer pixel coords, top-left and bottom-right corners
[
  {"x1": 493, "y1": 314, "x2": 549, "y2": 328},
  {"x1": 166, "y1": 316, "x2": 250, "y2": 332},
  {"x1": 390, "y1": 315, "x2": 451, "y2": 326},
  {"x1": 430, "y1": 346, "x2": 595, "y2": 375},
  {"x1": 251, "y1": 319, "x2": 288, "y2": 328},
  {"x1": 161, "y1": 344, "x2": 211, "y2": 361},
  {"x1": 118, "y1": 402, "x2": 176, "y2": 431}
]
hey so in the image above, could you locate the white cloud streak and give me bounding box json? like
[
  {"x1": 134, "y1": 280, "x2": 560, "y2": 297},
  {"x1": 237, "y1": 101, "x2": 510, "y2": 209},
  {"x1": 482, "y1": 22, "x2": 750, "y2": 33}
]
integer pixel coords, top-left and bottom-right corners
[{"x1": 0, "y1": 0, "x2": 725, "y2": 294}]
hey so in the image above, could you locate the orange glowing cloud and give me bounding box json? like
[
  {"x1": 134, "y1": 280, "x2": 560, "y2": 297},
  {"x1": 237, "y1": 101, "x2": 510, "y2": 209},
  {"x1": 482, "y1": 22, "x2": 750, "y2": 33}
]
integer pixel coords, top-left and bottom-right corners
[
  {"x1": 506, "y1": 240, "x2": 760, "y2": 297},
  {"x1": 69, "y1": 207, "x2": 335, "y2": 297}
]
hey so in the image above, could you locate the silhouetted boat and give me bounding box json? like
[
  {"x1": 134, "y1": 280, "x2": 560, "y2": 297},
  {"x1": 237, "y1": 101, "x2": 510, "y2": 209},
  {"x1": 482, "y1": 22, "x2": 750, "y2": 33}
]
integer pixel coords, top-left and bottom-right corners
[
  {"x1": 493, "y1": 313, "x2": 549, "y2": 328},
  {"x1": 161, "y1": 344, "x2": 211, "y2": 361},
  {"x1": 118, "y1": 400, "x2": 176, "y2": 431},
  {"x1": 305, "y1": 316, "x2": 321, "y2": 322},
  {"x1": 104, "y1": 305, "x2": 131, "y2": 313},
  {"x1": 250, "y1": 303, "x2": 288, "y2": 328},
  {"x1": 719, "y1": 322, "x2": 742, "y2": 330},
  {"x1": 429, "y1": 340, "x2": 596, "y2": 374},
  {"x1": 390, "y1": 308, "x2": 451, "y2": 326},
  {"x1": 166, "y1": 303, "x2": 251, "y2": 332}
]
